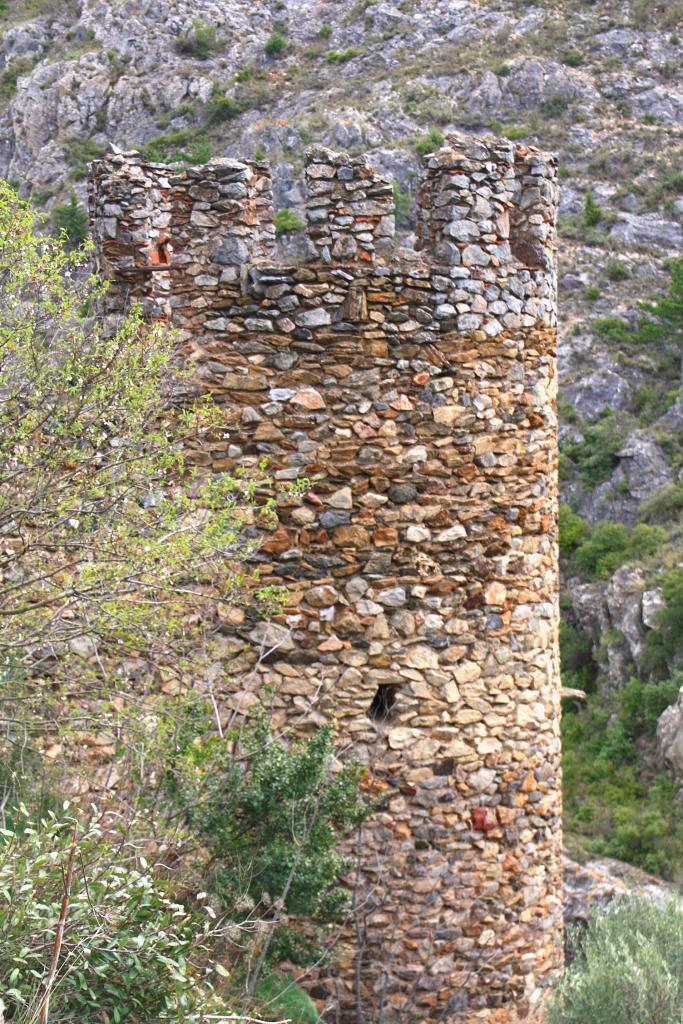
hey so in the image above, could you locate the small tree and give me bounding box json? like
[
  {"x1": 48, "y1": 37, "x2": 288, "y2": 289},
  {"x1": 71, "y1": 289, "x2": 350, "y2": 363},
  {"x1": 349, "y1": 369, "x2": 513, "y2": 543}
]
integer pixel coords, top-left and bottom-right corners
[
  {"x1": 52, "y1": 192, "x2": 88, "y2": 246},
  {"x1": 584, "y1": 190, "x2": 602, "y2": 226},
  {"x1": 548, "y1": 898, "x2": 683, "y2": 1024},
  {"x1": 265, "y1": 31, "x2": 286, "y2": 56},
  {"x1": 0, "y1": 807, "x2": 220, "y2": 1022},
  {"x1": 637, "y1": 256, "x2": 683, "y2": 350},
  {"x1": 0, "y1": 180, "x2": 278, "y2": 694},
  {"x1": 166, "y1": 713, "x2": 371, "y2": 982}
]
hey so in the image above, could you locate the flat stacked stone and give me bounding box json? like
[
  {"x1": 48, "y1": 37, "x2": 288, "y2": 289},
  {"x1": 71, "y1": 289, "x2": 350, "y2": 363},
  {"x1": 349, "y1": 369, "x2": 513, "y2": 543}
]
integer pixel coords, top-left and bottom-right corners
[
  {"x1": 305, "y1": 145, "x2": 395, "y2": 264},
  {"x1": 88, "y1": 134, "x2": 562, "y2": 1024}
]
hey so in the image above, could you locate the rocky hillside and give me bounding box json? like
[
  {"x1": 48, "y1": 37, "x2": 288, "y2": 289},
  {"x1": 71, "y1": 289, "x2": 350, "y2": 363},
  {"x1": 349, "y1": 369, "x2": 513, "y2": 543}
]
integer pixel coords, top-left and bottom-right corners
[{"x1": 2, "y1": 0, "x2": 683, "y2": 874}]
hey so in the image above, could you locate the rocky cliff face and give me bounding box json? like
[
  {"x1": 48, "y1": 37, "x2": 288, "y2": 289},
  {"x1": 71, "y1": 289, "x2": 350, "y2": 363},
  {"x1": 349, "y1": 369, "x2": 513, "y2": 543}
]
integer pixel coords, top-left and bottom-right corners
[{"x1": 2, "y1": 0, "x2": 682, "y2": 842}]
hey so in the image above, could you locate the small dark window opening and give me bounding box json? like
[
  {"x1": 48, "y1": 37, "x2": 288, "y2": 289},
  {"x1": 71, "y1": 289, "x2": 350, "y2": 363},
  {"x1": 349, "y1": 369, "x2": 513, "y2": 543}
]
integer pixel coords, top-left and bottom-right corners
[
  {"x1": 150, "y1": 240, "x2": 171, "y2": 266},
  {"x1": 368, "y1": 684, "x2": 399, "y2": 723}
]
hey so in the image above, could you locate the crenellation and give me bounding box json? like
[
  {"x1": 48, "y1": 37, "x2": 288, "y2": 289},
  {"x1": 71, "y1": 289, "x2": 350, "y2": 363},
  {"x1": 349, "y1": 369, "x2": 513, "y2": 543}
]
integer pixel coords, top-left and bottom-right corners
[
  {"x1": 304, "y1": 145, "x2": 395, "y2": 264},
  {"x1": 88, "y1": 134, "x2": 563, "y2": 1024}
]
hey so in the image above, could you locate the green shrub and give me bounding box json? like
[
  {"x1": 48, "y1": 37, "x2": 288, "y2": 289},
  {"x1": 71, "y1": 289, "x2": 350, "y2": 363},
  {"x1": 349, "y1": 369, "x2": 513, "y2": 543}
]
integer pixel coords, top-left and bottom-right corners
[
  {"x1": 619, "y1": 676, "x2": 681, "y2": 739},
  {"x1": 53, "y1": 192, "x2": 89, "y2": 246},
  {"x1": 562, "y1": 680, "x2": 683, "y2": 879},
  {"x1": 561, "y1": 49, "x2": 584, "y2": 67},
  {"x1": 584, "y1": 190, "x2": 603, "y2": 226},
  {"x1": 326, "y1": 47, "x2": 361, "y2": 63},
  {"x1": 639, "y1": 481, "x2": 683, "y2": 523},
  {"x1": 559, "y1": 503, "x2": 588, "y2": 555},
  {"x1": 274, "y1": 208, "x2": 305, "y2": 237},
  {"x1": 571, "y1": 522, "x2": 665, "y2": 579},
  {"x1": 584, "y1": 285, "x2": 601, "y2": 301},
  {"x1": 603, "y1": 259, "x2": 630, "y2": 282},
  {"x1": 505, "y1": 125, "x2": 529, "y2": 140},
  {"x1": 265, "y1": 31, "x2": 287, "y2": 56},
  {"x1": 166, "y1": 717, "x2": 371, "y2": 965},
  {"x1": 63, "y1": 133, "x2": 105, "y2": 180},
  {"x1": 573, "y1": 522, "x2": 631, "y2": 578},
  {"x1": 141, "y1": 128, "x2": 212, "y2": 165},
  {"x1": 636, "y1": 256, "x2": 683, "y2": 350},
  {"x1": 319, "y1": 22, "x2": 332, "y2": 38},
  {"x1": 592, "y1": 315, "x2": 633, "y2": 342},
  {"x1": 253, "y1": 974, "x2": 318, "y2": 1024},
  {"x1": 414, "y1": 127, "x2": 445, "y2": 157},
  {"x1": 0, "y1": 808, "x2": 218, "y2": 1021},
  {"x1": 0, "y1": 56, "x2": 36, "y2": 102},
  {"x1": 392, "y1": 180, "x2": 412, "y2": 227},
  {"x1": 634, "y1": 381, "x2": 677, "y2": 423},
  {"x1": 176, "y1": 19, "x2": 219, "y2": 59},
  {"x1": 548, "y1": 898, "x2": 683, "y2": 1024},
  {"x1": 644, "y1": 569, "x2": 683, "y2": 674},
  {"x1": 562, "y1": 413, "x2": 624, "y2": 488},
  {"x1": 541, "y1": 95, "x2": 569, "y2": 117},
  {"x1": 560, "y1": 621, "x2": 597, "y2": 691},
  {"x1": 204, "y1": 94, "x2": 243, "y2": 124}
]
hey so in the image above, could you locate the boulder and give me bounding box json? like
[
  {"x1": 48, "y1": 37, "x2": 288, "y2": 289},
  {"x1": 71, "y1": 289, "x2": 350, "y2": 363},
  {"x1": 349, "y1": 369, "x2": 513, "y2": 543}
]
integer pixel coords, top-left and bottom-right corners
[
  {"x1": 657, "y1": 686, "x2": 683, "y2": 780},
  {"x1": 605, "y1": 567, "x2": 647, "y2": 666},
  {"x1": 563, "y1": 854, "x2": 682, "y2": 931},
  {"x1": 610, "y1": 213, "x2": 683, "y2": 255}
]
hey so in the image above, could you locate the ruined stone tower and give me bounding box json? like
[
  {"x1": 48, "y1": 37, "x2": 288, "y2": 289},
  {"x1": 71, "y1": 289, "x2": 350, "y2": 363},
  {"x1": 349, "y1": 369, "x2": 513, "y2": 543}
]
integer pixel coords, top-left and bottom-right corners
[{"x1": 89, "y1": 135, "x2": 562, "y2": 1023}]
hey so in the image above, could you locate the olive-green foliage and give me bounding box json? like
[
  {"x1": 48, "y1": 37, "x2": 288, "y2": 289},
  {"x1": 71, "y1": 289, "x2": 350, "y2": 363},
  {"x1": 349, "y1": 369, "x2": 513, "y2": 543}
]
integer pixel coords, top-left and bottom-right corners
[
  {"x1": 584, "y1": 285, "x2": 600, "y2": 302},
  {"x1": 592, "y1": 316, "x2": 633, "y2": 343},
  {"x1": 141, "y1": 128, "x2": 212, "y2": 165},
  {"x1": 414, "y1": 127, "x2": 445, "y2": 157},
  {"x1": 548, "y1": 898, "x2": 683, "y2": 1024},
  {"x1": 634, "y1": 381, "x2": 677, "y2": 424},
  {"x1": 562, "y1": 677, "x2": 683, "y2": 879},
  {"x1": 326, "y1": 47, "x2": 361, "y2": 63},
  {"x1": 392, "y1": 180, "x2": 412, "y2": 227},
  {"x1": 204, "y1": 95, "x2": 243, "y2": 124},
  {"x1": 0, "y1": 180, "x2": 278, "y2": 691},
  {"x1": 166, "y1": 715, "x2": 371, "y2": 965},
  {"x1": 603, "y1": 259, "x2": 630, "y2": 282},
  {"x1": 569, "y1": 521, "x2": 666, "y2": 580},
  {"x1": 0, "y1": 808, "x2": 217, "y2": 1021},
  {"x1": 632, "y1": 167, "x2": 683, "y2": 214},
  {"x1": 561, "y1": 49, "x2": 584, "y2": 67},
  {"x1": 584, "y1": 190, "x2": 602, "y2": 227},
  {"x1": 0, "y1": 56, "x2": 36, "y2": 102},
  {"x1": 274, "y1": 208, "x2": 305, "y2": 237},
  {"x1": 265, "y1": 31, "x2": 286, "y2": 56},
  {"x1": 558, "y1": 503, "x2": 588, "y2": 555},
  {"x1": 643, "y1": 569, "x2": 683, "y2": 676},
  {"x1": 541, "y1": 95, "x2": 569, "y2": 117},
  {"x1": 53, "y1": 191, "x2": 89, "y2": 246},
  {"x1": 561, "y1": 413, "x2": 624, "y2": 488},
  {"x1": 637, "y1": 256, "x2": 683, "y2": 351},
  {"x1": 176, "y1": 19, "x2": 220, "y2": 60},
  {"x1": 63, "y1": 133, "x2": 105, "y2": 180},
  {"x1": 560, "y1": 621, "x2": 596, "y2": 692},
  {"x1": 631, "y1": 0, "x2": 683, "y2": 29},
  {"x1": 254, "y1": 974, "x2": 318, "y2": 1024},
  {"x1": 639, "y1": 481, "x2": 683, "y2": 524}
]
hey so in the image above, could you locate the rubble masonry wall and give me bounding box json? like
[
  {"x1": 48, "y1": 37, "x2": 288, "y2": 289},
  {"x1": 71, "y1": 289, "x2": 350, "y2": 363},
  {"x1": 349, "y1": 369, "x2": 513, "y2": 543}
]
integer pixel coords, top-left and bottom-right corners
[{"x1": 89, "y1": 136, "x2": 562, "y2": 1024}]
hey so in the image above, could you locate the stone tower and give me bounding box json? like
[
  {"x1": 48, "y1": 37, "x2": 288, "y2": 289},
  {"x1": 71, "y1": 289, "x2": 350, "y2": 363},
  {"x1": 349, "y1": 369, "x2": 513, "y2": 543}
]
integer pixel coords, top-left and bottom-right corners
[{"x1": 89, "y1": 135, "x2": 562, "y2": 1023}]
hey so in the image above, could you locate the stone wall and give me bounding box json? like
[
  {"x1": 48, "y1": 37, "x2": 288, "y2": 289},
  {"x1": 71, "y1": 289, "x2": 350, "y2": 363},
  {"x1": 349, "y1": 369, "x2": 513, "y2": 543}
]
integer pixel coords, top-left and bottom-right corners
[{"x1": 88, "y1": 135, "x2": 562, "y2": 1024}]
